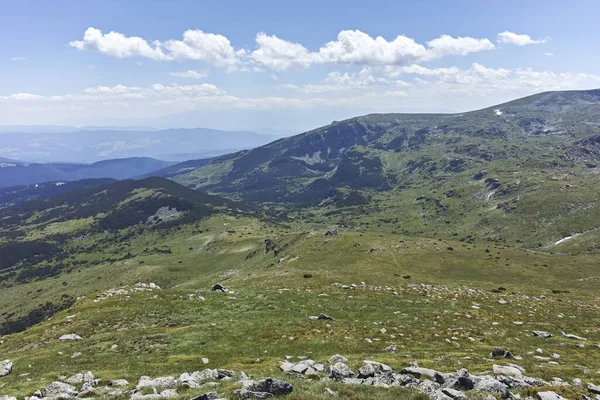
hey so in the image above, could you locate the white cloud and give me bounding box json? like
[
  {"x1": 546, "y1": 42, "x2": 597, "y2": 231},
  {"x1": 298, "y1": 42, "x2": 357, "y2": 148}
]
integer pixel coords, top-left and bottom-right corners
[
  {"x1": 544, "y1": 52, "x2": 554, "y2": 57},
  {"x1": 250, "y1": 33, "x2": 317, "y2": 71},
  {"x1": 497, "y1": 31, "x2": 547, "y2": 46},
  {"x1": 3, "y1": 65, "x2": 599, "y2": 126},
  {"x1": 316, "y1": 30, "x2": 427, "y2": 66},
  {"x1": 169, "y1": 70, "x2": 208, "y2": 79},
  {"x1": 425, "y1": 35, "x2": 495, "y2": 59},
  {"x1": 0, "y1": 93, "x2": 44, "y2": 100},
  {"x1": 163, "y1": 30, "x2": 245, "y2": 69},
  {"x1": 69, "y1": 27, "x2": 495, "y2": 72},
  {"x1": 69, "y1": 27, "x2": 170, "y2": 60},
  {"x1": 11, "y1": 57, "x2": 26, "y2": 61}
]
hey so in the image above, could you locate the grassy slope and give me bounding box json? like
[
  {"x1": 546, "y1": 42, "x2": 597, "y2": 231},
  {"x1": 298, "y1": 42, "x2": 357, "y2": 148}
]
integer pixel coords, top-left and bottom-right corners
[{"x1": 1, "y1": 220, "x2": 599, "y2": 399}]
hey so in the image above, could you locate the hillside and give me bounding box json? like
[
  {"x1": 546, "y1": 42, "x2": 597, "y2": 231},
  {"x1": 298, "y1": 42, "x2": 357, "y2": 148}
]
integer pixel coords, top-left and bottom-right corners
[
  {"x1": 172, "y1": 89, "x2": 600, "y2": 249},
  {"x1": 0, "y1": 178, "x2": 116, "y2": 208},
  {"x1": 0, "y1": 177, "x2": 253, "y2": 334},
  {"x1": 0, "y1": 157, "x2": 174, "y2": 188}
]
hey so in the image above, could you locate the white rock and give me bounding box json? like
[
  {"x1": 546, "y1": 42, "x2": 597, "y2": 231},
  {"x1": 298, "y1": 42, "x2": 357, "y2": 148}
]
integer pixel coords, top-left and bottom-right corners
[{"x1": 59, "y1": 334, "x2": 82, "y2": 341}]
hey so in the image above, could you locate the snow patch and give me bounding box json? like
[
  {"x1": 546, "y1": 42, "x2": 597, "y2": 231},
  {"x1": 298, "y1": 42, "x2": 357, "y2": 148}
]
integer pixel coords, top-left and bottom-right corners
[
  {"x1": 494, "y1": 109, "x2": 503, "y2": 116},
  {"x1": 553, "y1": 234, "x2": 580, "y2": 246},
  {"x1": 290, "y1": 151, "x2": 324, "y2": 165}
]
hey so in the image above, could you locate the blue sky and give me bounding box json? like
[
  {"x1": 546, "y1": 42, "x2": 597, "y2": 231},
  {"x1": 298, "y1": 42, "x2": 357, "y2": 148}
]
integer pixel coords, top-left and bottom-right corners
[{"x1": 1, "y1": 0, "x2": 599, "y2": 133}]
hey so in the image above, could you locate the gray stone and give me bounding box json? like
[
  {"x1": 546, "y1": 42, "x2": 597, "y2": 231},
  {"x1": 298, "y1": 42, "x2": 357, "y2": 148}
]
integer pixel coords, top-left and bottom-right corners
[
  {"x1": 490, "y1": 348, "x2": 515, "y2": 359},
  {"x1": 232, "y1": 390, "x2": 272, "y2": 399},
  {"x1": 191, "y1": 392, "x2": 219, "y2": 400},
  {"x1": 417, "y1": 380, "x2": 441, "y2": 396},
  {"x1": 329, "y1": 354, "x2": 348, "y2": 364},
  {"x1": 532, "y1": 331, "x2": 553, "y2": 339},
  {"x1": 217, "y1": 369, "x2": 235, "y2": 379},
  {"x1": 589, "y1": 383, "x2": 600, "y2": 395},
  {"x1": 42, "y1": 382, "x2": 78, "y2": 399},
  {"x1": 111, "y1": 379, "x2": 129, "y2": 387},
  {"x1": 0, "y1": 396, "x2": 17, "y2": 400},
  {"x1": 441, "y1": 388, "x2": 468, "y2": 399},
  {"x1": 279, "y1": 362, "x2": 295, "y2": 373},
  {"x1": 358, "y1": 363, "x2": 377, "y2": 378},
  {"x1": 385, "y1": 344, "x2": 398, "y2": 353},
  {"x1": 323, "y1": 388, "x2": 337, "y2": 397},
  {"x1": 401, "y1": 367, "x2": 439, "y2": 379},
  {"x1": 0, "y1": 360, "x2": 12, "y2": 377},
  {"x1": 318, "y1": 313, "x2": 335, "y2": 321},
  {"x1": 340, "y1": 378, "x2": 363, "y2": 385},
  {"x1": 58, "y1": 334, "x2": 82, "y2": 341},
  {"x1": 537, "y1": 391, "x2": 568, "y2": 400},
  {"x1": 473, "y1": 376, "x2": 511, "y2": 399},
  {"x1": 492, "y1": 364, "x2": 523, "y2": 377},
  {"x1": 197, "y1": 369, "x2": 220, "y2": 381},
  {"x1": 326, "y1": 363, "x2": 355, "y2": 380},
  {"x1": 136, "y1": 376, "x2": 176, "y2": 390},
  {"x1": 160, "y1": 389, "x2": 178, "y2": 398},
  {"x1": 244, "y1": 378, "x2": 293, "y2": 396}
]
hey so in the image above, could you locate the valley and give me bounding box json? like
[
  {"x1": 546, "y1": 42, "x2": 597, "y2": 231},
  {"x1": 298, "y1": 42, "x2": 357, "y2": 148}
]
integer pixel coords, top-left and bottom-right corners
[{"x1": 1, "y1": 89, "x2": 600, "y2": 400}]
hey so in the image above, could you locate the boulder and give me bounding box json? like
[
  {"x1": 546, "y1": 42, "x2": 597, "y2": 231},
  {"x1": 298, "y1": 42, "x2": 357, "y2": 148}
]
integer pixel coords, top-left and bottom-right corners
[
  {"x1": 441, "y1": 388, "x2": 468, "y2": 400},
  {"x1": 42, "y1": 382, "x2": 78, "y2": 398},
  {"x1": 136, "y1": 376, "x2": 176, "y2": 390},
  {"x1": 490, "y1": 348, "x2": 515, "y2": 359},
  {"x1": 245, "y1": 378, "x2": 293, "y2": 396},
  {"x1": 401, "y1": 367, "x2": 439, "y2": 379},
  {"x1": 318, "y1": 313, "x2": 335, "y2": 321},
  {"x1": 0, "y1": 396, "x2": 17, "y2": 400},
  {"x1": 58, "y1": 334, "x2": 82, "y2": 341},
  {"x1": 329, "y1": 354, "x2": 348, "y2": 364},
  {"x1": 358, "y1": 363, "x2": 377, "y2": 378},
  {"x1": 0, "y1": 360, "x2": 12, "y2": 377},
  {"x1": 217, "y1": 369, "x2": 235, "y2": 379},
  {"x1": 492, "y1": 364, "x2": 523, "y2": 377},
  {"x1": 160, "y1": 389, "x2": 178, "y2": 398},
  {"x1": 279, "y1": 362, "x2": 295, "y2": 373},
  {"x1": 537, "y1": 392, "x2": 568, "y2": 400},
  {"x1": 326, "y1": 363, "x2": 355, "y2": 380},
  {"x1": 191, "y1": 392, "x2": 219, "y2": 400},
  {"x1": 473, "y1": 376, "x2": 511, "y2": 399},
  {"x1": 110, "y1": 379, "x2": 129, "y2": 387},
  {"x1": 233, "y1": 390, "x2": 272, "y2": 399},
  {"x1": 211, "y1": 284, "x2": 228, "y2": 293},
  {"x1": 385, "y1": 344, "x2": 398, "y2": 353}
]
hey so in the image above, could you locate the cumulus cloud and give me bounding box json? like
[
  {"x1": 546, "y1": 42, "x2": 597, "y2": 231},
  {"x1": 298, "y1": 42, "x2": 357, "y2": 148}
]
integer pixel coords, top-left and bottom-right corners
[
  {"x1": 169, "y1": 70, "x2": 208, "y2": 79},
  {"x1": 425, "y1": 35, "x2": 495, "y2": 59},
  {"x1": 70, "y1": 27, "x2": 496, "y2": 71},
  {"x1": 69, "y1": 27, "x2": 170, "y2": 60},
  {"x1": 163, "y1": 30, "x2": 245, "y2": 68},
  {"x1": 250, "y1": 33, "x2": 317, "y2": 71},
  {"x1": 497, "y1": 31, "x2": 547, "y2": 46}
]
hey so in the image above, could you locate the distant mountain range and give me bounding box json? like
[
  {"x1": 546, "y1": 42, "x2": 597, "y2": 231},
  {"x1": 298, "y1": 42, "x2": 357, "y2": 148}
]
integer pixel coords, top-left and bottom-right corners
[
  {"x1": 0, "y1": 157, "x2": 174, "y2": 188},
  {"x1": 0, "y1": 127, "x2": 283, "y2": 163}
]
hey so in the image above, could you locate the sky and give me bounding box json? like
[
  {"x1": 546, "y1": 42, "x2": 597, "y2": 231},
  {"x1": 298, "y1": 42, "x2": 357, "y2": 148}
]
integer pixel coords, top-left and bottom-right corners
[{"x1": 1, "y1": 0, "x2": 600, "y2": 134}]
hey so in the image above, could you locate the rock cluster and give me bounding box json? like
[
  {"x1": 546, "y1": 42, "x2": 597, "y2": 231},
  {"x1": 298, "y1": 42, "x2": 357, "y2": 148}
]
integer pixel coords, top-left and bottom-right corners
[
  {"x1": 15, "y1": 370, "x2": 293, "y2": 400},
  {"x1": 94, "y1": 283, "x2": 161, "y2": 303},
  {"x1": 279, "y1": 355, "x2": 598, "y2": 400}
]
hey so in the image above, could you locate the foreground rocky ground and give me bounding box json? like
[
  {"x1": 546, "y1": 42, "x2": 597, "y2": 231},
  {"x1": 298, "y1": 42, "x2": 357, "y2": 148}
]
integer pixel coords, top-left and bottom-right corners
[{"x1": 2, "y1": 352, "x2": 600, "y2": 400}]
